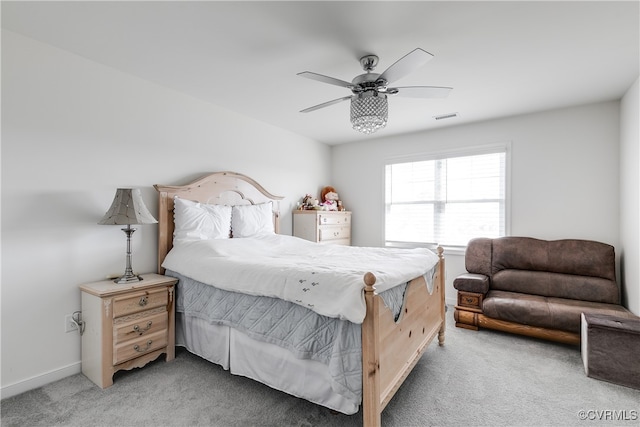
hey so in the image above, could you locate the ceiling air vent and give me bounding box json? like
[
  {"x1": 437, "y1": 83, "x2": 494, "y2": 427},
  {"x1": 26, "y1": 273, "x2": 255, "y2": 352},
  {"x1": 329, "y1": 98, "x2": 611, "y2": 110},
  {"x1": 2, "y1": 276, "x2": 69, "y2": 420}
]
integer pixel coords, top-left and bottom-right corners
[{"x1": 434, "y1": 112, "x2": 458, "y2": 120}]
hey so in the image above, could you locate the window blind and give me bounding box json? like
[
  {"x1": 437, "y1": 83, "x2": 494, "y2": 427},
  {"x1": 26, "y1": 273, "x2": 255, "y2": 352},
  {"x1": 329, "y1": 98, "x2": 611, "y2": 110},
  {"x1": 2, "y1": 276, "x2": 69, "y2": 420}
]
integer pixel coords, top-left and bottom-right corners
[{"x1": 385, "y1": 149, "x2": 507, "y2": 247}]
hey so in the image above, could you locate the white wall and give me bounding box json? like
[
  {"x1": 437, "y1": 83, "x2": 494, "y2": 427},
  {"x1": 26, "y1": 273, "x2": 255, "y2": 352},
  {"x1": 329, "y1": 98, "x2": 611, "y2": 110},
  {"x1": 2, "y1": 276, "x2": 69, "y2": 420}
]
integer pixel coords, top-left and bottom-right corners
[
  {"x1": 620, "y1": 76, "x2": 640, "y2": 315},
  {"x1": 331, "y1": 102, "x2": 623, "y2": 306},
  {"x1": 0, "y1": 30, "x2": 331, "y2": 397}
]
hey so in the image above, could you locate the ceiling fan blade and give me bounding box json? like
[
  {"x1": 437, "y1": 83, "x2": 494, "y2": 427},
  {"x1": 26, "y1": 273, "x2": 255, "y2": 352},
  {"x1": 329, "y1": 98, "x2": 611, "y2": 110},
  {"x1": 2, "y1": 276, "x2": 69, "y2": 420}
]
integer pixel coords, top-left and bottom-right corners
[
  {"x1": 297, "y1": 71, "x2": 354, "y2": 89},
  {"x1": 300, "y1": 96, "x2": 352, "y2": 113},
  {"x1": 391, "y1": 86, "x2": 452, "y2": 99},
  {"x1": 378, "y1": 48, "x2": 434, "y2": 85}
]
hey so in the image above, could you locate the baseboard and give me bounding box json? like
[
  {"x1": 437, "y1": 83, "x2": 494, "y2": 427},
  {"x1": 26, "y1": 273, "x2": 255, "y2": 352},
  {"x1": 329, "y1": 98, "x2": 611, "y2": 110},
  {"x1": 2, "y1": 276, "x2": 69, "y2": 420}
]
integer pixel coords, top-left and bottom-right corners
[{"x1": 1, "y1": 361, "x2": 82, "y2": 400}]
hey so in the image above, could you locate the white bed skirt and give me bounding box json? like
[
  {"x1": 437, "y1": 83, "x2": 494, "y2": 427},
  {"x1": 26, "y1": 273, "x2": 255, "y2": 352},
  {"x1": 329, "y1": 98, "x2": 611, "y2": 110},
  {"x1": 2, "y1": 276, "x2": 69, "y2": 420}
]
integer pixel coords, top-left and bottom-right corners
[{"x1": 176, "y1": 313, "x2": 360, "y2": 415}]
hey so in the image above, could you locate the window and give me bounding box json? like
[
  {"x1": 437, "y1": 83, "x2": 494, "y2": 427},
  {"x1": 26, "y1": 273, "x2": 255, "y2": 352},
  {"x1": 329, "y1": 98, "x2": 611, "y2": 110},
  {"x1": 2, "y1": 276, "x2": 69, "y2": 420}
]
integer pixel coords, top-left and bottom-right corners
[{"x1": 385, "y1": 147, "x2": 508, "y2": 248}]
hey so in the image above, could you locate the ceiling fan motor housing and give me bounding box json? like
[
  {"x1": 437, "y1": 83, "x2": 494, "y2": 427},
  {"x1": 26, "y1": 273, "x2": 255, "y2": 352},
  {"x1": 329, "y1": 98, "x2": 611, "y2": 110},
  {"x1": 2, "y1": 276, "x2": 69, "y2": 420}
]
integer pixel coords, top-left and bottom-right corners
[{"x1": 351, "y1": 73, "x2": 389, "y2": 97}]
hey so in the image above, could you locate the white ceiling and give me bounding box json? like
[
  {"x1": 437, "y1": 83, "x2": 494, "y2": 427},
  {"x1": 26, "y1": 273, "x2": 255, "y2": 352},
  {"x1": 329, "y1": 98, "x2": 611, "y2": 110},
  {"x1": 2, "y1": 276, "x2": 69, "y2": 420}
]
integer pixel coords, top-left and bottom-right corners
[{"x1": 3, "y1": 1, "x2": 639, "y2": 145}]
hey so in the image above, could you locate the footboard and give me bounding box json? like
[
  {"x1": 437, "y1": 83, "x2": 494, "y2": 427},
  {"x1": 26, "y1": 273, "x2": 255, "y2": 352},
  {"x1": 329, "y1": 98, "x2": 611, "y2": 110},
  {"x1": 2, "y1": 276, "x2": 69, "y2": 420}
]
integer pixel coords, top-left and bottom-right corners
[{"x1": 362, "y1": 247, "x2": 445, "y2": 427}]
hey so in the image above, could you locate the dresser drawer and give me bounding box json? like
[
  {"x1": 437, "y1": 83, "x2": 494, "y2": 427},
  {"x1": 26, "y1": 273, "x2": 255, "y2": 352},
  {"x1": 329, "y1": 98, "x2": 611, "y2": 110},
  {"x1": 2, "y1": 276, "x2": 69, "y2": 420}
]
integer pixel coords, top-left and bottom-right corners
[
  {"x1": 318, "y1": 213, "x2": 351, "y2": 226},
  {"x1": 113, "y1": 287, "x2": 168, "y2": 318},
  {"x1": 113, "y1": 310, "x2": 168, "y2": 344},
  {"x1": 293, "y1": 210, "x2": 351, "y2": 246},
  {"x1": 319, "y1": 225, "x2": 350, "y2": 242},
  {"x1": 113, "y1": 330, "x2": 168, "y2": 365}
]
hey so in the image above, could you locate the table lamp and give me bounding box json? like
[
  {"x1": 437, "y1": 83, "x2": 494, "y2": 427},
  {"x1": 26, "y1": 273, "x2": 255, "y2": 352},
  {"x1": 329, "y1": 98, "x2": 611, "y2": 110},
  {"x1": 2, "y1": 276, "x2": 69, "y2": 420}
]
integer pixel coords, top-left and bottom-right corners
[{"x1": 98, "y1": 188, "x2": 157, "y2": 284}]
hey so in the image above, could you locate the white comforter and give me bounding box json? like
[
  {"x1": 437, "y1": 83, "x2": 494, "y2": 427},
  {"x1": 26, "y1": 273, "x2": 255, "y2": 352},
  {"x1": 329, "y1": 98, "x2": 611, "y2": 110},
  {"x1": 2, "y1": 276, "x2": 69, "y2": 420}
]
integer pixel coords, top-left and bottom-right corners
[{"x1": 162, "y1": 234, "x2": 439, "y2": 323}]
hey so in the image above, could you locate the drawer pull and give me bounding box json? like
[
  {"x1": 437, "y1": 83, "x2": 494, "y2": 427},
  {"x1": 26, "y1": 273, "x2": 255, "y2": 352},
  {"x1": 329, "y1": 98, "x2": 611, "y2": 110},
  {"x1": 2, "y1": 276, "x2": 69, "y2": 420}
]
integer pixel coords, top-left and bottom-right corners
[
  {"x1": 133, "y1": 340, "x2": 152, "y2": 353},
  {"x1": 138, "y1": 296, "x2": 148, "y2": 307},
  {"x1": 133, "y1": 321, "x2": 152, "y2": 335}
]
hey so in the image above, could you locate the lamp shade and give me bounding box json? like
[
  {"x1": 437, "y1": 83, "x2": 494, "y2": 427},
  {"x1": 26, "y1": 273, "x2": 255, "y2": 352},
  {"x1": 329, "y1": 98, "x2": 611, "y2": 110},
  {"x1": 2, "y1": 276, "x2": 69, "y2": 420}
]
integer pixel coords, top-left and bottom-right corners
[{"x1": 98, "y1": 188, "x2": 157, "y2": 225}]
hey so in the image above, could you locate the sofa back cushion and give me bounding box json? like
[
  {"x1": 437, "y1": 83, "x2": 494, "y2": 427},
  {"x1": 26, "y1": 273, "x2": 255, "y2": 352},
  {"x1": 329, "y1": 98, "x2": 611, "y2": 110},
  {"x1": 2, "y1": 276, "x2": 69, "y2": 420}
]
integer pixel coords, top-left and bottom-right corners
[
  {"x1": 491, "y1": 237, "x2": 616, "y2": 281},
  {"x1": 491, "y1": 270, "x2": 619, "y2": 303},
  {"x1": 465, "y1": 237, "x2": 493, "y2": 277},
  {"x1": 465, "y1": 236, "x2": 619, "y2": 304}
]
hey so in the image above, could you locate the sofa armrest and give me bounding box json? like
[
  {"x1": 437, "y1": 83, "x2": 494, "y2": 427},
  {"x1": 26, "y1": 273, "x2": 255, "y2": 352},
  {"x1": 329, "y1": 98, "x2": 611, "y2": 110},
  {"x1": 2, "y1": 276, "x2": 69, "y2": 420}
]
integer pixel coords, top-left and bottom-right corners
[{"x1": 454, "y1": 273, "x2": 490, "y2": 294}]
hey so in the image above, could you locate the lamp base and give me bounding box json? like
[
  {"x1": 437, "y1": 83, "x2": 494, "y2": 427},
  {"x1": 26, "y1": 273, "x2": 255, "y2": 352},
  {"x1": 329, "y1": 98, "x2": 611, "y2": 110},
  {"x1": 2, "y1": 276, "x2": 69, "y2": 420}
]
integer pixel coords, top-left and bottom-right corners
[
  {"x1": 113, "y1": 273, "x2": 144, "y2": 284},
  {"x1": 113, "y1": 225, "x2": 143, "y2": 284}
]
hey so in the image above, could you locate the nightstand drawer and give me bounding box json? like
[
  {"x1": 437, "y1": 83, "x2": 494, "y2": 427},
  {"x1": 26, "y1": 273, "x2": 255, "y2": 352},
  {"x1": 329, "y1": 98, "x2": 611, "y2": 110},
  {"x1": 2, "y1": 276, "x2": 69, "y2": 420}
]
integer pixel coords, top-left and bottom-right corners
[
  {"x1": 113, "y1": 310, "x2": 168, "y2": 344},
  {"x1": 114, "y1": 330, "x2": 168, "y2": 365},
  {"x1": 319, "y1": 226, "x2": 350, "y2": 242},
  {"x1": 113, "y1": 288, "x2": 168, "y2": 317},
  {"x1": 318, "y1": 213, "x2": 351, "y2": 226}
]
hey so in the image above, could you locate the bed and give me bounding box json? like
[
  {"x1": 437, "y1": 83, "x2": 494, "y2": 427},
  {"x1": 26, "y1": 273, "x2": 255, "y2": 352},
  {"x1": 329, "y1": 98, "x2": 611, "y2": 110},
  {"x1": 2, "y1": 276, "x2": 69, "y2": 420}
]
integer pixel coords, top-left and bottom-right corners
[{"x1": 154, "y1": 171, "x2": 445, "y2": 427}]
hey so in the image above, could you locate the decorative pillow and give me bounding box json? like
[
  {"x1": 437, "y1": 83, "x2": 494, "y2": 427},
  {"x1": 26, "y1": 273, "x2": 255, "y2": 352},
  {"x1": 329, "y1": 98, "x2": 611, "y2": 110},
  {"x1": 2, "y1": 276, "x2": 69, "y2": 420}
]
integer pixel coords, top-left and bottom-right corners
[
  {"x1": 173, "y1": 197, "x2": 232, "y2": 241},
  {"x1": 231, "y1": 202, "x2": 274, "y2": 238}
]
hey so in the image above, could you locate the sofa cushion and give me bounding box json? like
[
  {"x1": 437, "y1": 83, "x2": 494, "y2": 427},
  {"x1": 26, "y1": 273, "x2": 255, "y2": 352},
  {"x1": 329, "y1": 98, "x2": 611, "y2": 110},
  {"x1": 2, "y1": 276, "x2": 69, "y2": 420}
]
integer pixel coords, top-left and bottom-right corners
[
  {"x1": 483, "y1": 290, "x2": 634, "y2": 334},
  {"x1": 465, "y1": 238, "x2": 492, "y2": 277},
  {"x1": 491, "y1": 270, "x2": 619, "y2": 304},
  {"x1": 453, "y1": 273, "x2": 490, "y2": 294},
  {"x1": 491, "y1": 237, "x2": 616, "y2": 281}
]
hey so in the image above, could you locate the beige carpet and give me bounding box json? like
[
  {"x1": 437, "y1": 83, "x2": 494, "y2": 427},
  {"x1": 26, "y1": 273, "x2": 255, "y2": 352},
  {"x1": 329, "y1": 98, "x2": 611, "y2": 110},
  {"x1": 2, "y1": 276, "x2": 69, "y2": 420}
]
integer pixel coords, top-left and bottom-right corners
[{"x1": 2, "y1": 308, "x2": 639, "y2": 426}]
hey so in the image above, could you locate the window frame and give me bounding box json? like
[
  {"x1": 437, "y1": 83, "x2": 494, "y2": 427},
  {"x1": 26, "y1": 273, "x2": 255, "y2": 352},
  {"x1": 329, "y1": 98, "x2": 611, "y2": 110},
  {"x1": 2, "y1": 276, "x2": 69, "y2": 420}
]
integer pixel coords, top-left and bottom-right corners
[{"x1": 382, "y1": 143, "x2": 511, "y2": 252}]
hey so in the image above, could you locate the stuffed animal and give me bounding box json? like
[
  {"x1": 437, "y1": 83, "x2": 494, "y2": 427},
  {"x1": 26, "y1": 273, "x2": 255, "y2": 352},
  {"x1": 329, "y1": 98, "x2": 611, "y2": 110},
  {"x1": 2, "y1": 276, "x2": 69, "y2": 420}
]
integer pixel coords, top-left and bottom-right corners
[{"x1": 302, "y1": 194, "x2": 318, "y2": 209}]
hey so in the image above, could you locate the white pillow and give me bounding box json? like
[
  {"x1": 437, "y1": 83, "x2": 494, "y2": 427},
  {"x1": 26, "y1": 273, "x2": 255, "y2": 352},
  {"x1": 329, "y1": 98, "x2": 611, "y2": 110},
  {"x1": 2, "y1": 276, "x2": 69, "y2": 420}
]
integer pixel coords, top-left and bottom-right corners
[
  {"x1": 173, "y1": 197, "x2": 232, "y2": 241},
  {"x1": 231, "y1": 202, "x2": 275, "y2": 238}
]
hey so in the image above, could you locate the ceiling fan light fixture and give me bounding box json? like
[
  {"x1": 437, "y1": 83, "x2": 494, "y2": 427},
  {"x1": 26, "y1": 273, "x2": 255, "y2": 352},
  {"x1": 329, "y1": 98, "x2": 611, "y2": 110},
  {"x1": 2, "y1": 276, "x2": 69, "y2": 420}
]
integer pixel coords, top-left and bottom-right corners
[{"x1": 350, "y1": 92, "x2": 388, "y2": 134}]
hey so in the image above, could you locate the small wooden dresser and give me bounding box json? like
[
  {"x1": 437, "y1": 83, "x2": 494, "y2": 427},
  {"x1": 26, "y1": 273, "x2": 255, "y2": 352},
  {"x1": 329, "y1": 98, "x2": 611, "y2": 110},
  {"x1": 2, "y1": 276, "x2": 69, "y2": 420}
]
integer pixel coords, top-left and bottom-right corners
[
  {"x1": 79, "y1": 273, "x2": 177, "y2": 388},
  {"x1": 293, "y1": 210, "x2": 351, "y2": 245}
]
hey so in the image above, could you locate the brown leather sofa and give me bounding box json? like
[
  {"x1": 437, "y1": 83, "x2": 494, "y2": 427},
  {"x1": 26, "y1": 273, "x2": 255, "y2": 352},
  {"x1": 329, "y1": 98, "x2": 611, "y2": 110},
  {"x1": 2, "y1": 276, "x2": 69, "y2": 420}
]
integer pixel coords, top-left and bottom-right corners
[{"x1": 453, "y1": 237, "x2": 637, "y2": 344}]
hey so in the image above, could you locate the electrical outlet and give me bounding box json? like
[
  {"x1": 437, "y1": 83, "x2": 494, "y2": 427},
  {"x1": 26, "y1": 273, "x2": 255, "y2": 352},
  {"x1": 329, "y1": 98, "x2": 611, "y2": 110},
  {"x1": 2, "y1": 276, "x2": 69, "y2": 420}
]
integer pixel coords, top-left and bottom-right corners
[{"x1": 65, "y1": 314, "x2": 78, "y2": 333}]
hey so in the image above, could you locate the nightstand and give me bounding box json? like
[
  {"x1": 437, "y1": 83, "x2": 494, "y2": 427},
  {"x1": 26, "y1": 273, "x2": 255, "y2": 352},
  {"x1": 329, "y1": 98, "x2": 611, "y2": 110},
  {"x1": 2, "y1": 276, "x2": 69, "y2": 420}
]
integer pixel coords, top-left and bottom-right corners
[
  {"x1": 79, "y1": 273, "x2": 177, "y2": 388},
  {"x1": 293, "y1": 210, "x2": 351, "y2": 245}
]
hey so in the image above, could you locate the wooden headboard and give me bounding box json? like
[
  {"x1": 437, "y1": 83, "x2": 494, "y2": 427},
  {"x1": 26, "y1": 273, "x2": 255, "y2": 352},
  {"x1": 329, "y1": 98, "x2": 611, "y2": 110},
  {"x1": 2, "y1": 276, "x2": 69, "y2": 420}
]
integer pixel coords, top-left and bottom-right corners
[{"x1": 153, "y1": 171, "x2": 284, "y2": 273}]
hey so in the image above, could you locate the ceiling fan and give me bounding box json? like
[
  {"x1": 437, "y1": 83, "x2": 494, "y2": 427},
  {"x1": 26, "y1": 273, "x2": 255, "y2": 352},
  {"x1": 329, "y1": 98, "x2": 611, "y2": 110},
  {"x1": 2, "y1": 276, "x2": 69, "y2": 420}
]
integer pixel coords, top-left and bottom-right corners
[{"x1": 298, "y1": 48, "x2": 452, "y2": 135}]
